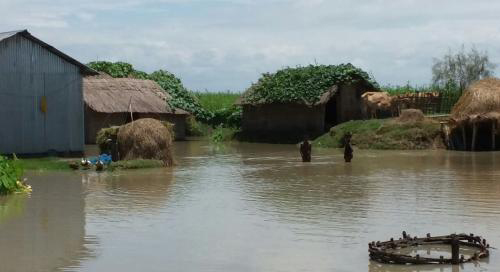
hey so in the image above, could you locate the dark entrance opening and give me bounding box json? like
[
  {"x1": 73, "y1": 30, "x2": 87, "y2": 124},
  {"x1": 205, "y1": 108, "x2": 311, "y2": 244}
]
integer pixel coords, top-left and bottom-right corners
[
  {"x1": 450, "y1": 121, "x2": 500, "y2": 151},
  {"x1": 126, "y1": 112, "x2": 139, "y2": 123},
  {"x1": 324, "y1": 96, "x2": 338, "y2": 132}
]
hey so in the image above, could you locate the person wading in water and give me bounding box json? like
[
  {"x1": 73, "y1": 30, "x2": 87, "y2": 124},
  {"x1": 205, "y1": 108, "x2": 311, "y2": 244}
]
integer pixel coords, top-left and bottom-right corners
[
  {"x1": 300, "y1": 136, "x2": 312, "y2": 162},
  {"x1": 344, "y1": 132, "x2": 353, "y2": 163}
]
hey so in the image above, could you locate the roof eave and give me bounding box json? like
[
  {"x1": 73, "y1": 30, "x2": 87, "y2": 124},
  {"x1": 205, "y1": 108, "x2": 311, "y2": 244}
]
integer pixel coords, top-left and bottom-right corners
[{"x1": 15, "y1": 30, "x2": 98, "y2": 75}]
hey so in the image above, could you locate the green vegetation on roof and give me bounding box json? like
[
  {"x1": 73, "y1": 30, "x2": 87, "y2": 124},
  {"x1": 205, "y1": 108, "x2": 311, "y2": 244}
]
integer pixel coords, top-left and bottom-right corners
[{"x1": 244, "y1": 64, "x2": 378, "y2": 104}]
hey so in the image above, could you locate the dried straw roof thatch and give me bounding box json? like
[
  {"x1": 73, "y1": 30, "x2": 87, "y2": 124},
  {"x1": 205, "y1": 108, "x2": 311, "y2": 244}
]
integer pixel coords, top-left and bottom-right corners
[
  {"x1": 84, "y1": 77, "x2": 188, "y2": 115},
  {"x1": 451, "y1": 78, "x2": 500, "y2": 124}
]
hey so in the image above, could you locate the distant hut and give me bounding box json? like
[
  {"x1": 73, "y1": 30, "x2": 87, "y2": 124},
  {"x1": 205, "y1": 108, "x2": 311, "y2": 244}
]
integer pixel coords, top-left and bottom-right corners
[
  {"x1": 238, "y1": 64, "x2": 378, "y2": 142},
  {"x1": 447, "y1": 78, "x2": 500, "y2": 151},
  {"x1": 83, "y1": 77, "x2": 189, "y2": 143},
  {"x1": 0, "y1": 29, "x2": 97, "y2": 155}
]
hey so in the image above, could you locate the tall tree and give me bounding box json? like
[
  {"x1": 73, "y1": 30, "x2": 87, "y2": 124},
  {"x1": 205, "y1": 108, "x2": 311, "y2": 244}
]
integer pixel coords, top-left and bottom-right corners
[{"x1": 432, "y1": 46, "x2": 496, "y2": 91}]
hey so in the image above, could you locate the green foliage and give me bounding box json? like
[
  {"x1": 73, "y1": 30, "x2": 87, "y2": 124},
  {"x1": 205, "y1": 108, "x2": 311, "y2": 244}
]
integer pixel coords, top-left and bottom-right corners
[
  {"x1": 87, "y1": 61, "x2": 135, "y2": 78},
  {"x1": 108, "y1": 159, "x2": 165, "y2": 171},
  {"x1": 193, "y1": 91, "x2": 240, "y2": 111},
  {"x1": 314, "y1": 119, "x2": 441, "y2": 150},
  {"x1": 15, "y1": 157, "x2": 69, "y2": 171},
  {"x1": 186, "y1": 116, "x2": 212, "y2": 136},
  {"x1": 0, "y1": 156, "x2": 27, "y2": 194},
  {"x1": 210, "y1": 126, "x2": 238, "y2": 143},
  {"x1": 245, "y1": 63, "x2": 378, "y2": 104},
  {"x1": 432, "y1": 45, "x2": 496, "y2": 92},
  {"x1": 96, "y1": 126, "x2": 120, "y2": 154},
  {"x1": 315, "y1": 120, "x2": 384, "y2": 148},
  {"x1": 149, "y1": 70, "x2": 213, "y2": 122}
]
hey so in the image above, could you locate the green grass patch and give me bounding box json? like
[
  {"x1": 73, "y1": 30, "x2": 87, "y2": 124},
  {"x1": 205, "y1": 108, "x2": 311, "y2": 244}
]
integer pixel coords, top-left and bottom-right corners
[
  {"x1": 193, "y1": 91, "x2": 240, "y2": 112},
  {"x1": 210, "y1": 126, "x2": 239, "y2": 143},
  {"x1": 108, "y1": 159, "x2": 165, "y2": 171},
  {"x1": 15, "y1": 157, "x2": 70, "y2": 171},
  {"x1": 314, "y1": 119, "x2": 442, "y2": 150}
]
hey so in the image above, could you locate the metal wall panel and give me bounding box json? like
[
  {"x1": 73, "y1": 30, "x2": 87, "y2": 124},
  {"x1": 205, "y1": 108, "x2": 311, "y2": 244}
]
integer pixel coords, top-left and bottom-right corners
[{"x1": 0, "y1": 34, "x2": 84, "y2": 154}]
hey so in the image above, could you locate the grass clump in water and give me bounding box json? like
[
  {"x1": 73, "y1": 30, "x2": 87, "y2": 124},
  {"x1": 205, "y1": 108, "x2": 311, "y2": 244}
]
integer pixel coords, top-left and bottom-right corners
[
  {"x1": 210, "y1": 126, "x2": 239, "y2": 143},
  {"x1": 15, "y1": 157, "x2": 70, "y2": 171},
  {"x1": 315, "y1": 119, "x2": 442, "y2": 150},
  {"x1": 108, "y1": 159, "x2": 165, "y2": 171}
]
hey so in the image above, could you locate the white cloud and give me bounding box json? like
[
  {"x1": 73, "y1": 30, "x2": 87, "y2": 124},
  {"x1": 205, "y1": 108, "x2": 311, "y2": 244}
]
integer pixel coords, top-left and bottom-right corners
[{"x1": 1, "y1": 0, "x2": 500, "y2": 91}]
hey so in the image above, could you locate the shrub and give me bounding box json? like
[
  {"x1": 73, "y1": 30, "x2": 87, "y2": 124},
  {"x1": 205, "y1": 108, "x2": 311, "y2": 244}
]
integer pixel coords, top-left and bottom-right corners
[
  {"x1": 96, "y1": 126, "x2": 120, "y2": 154},
  {"x1": 0, "y1": 156, "x2": 30, "y2": 194}
]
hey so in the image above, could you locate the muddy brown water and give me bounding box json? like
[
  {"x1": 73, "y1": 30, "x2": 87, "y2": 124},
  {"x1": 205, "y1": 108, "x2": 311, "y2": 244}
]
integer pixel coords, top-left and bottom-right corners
[{"x1": 1, "y1": 141, "x2": 499, "y2": 272}]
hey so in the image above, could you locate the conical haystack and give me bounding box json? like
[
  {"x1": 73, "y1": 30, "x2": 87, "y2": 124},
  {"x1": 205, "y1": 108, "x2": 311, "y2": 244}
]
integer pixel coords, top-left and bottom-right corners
[
  {"x1": 451, "y1": 78, "x2": 500, "y2": 123},
  {"x1": 117, "y1": 118, "x2": 173, "y2": 166},
  {"x1": 448, "y1": 78, "x2": 500, "y2": 151}
]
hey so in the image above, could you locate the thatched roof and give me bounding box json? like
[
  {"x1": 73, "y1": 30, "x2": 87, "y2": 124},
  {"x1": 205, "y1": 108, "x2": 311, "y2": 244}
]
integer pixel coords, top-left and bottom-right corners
[
  {"x1": 84, "y1": 77, "x2": 188, "y2": 115},
  {"x1": 451, "y1": 78, "x2": 500, "y2": 124}
]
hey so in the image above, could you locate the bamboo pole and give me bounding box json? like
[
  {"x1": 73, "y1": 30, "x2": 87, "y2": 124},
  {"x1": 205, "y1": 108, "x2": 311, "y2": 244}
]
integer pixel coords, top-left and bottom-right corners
[{"x1": 472, "y1": 123, "x2": 478, "y2": 151}]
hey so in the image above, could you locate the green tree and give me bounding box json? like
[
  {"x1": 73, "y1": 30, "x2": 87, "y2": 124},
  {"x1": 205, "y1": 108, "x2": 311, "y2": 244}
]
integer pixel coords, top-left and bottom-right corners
[{"x1": 432, "y1": 46, "x2": 496, "y2": 92}]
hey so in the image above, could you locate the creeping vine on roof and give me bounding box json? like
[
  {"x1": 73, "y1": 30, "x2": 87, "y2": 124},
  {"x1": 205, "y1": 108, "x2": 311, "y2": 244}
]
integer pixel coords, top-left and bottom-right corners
[{"x1": 244, "y1": 64, "x2": 378, "y2": 105}]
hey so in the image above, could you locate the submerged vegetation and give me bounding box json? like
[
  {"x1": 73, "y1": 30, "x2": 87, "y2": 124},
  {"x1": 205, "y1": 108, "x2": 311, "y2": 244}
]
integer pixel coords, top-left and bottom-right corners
[
  {"x1": 0, "y1": 156, "x2": 31, "y2": 194},
  {"x1": 108, "y1": 159, "x2": 165, "y2": 171},
  {"x1": 315, "y1": 118, "x2": 442, "y2": 150},
  {"x1": 243, "y1": 64, "x2": 378, "y2": 105}
]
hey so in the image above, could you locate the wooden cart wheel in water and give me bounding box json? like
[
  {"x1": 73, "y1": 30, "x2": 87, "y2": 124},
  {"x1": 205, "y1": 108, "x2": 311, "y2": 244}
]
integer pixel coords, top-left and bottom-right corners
[{"x1": 368, "y1": 232, "x2": 490, "y2": 265}]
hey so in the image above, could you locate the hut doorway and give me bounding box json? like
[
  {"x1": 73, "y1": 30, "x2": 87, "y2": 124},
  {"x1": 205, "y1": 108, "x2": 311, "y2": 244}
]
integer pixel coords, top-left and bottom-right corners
[
  {"x1": 324, "y1": 96, "x2": 338, "y2": 132},
  {"x1": 450, "y1": 121, "x2": 499, "y2": 151}
]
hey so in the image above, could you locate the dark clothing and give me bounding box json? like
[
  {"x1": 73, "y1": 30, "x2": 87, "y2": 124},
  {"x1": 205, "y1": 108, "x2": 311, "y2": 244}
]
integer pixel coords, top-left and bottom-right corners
[
  {"x1": 344, "y1": 143, "x2": 353, "y2": 162},
  {"x1": 300, "y1": 141, "x2": 312, "y2": 162}
]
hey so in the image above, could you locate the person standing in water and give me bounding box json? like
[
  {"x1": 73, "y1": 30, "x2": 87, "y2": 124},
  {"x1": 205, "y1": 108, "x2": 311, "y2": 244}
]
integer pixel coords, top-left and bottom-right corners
[
  {"x1": 344, "y1": 132, "x2": 353, "y2": 163},
  {"x1": 300, "y1": 136, "x2": 312, "y2": 162}
]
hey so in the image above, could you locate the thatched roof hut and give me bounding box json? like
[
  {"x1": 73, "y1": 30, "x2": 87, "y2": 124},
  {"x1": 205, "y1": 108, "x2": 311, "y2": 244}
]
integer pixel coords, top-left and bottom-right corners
[
  {"x1": 83, "y1": 77, "x2": 189, "y2": 143},
  {"x1": 237, "y1": 64, "x2": 378, "y2": 143},
  {"x1": 447, "y1": 78, "x2": 500, "y2": 151}
]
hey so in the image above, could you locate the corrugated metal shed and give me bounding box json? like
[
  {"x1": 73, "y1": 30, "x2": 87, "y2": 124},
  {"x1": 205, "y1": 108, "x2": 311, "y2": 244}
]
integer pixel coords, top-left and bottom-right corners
[{"x1": 0, "y1": 29, "x2": 96, "y2": 155}]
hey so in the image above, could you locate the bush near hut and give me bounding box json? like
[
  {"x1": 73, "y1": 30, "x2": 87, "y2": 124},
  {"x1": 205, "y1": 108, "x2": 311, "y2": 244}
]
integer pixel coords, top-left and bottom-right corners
[
  {"x1": 96, "y1": 126, "x2": 120, "y2": 154},
  {"x1": 314, "y1": 116, "x2": 442, "y2": 150},
  {"x1": 0, "y1": 156, "x2": 30, "y2": 194},
  {"x1": 242, "y1": 63, "x2": 378, "y2": 105},
  {"x1": 117, "y1": 118, "x2": 174, "y2": 166}
]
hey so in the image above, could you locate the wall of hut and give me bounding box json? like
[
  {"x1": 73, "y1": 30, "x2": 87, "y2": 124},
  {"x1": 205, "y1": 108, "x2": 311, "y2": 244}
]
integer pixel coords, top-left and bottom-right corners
[
  {"x1": 0, "y1": 34, "x2": 84, "y2": 155},
  {"x1": 241, "y1": 82, "x2": 367, "y2": 142},
  {"x1": 242, "y1": 103, "x2": 326, "y2": 141},
  {"x1": 334, "y1": 83, "x2": 366, "y2": 124},
  {"x1": 84, "y1": 108, "x2": 187, "y2": 144}
]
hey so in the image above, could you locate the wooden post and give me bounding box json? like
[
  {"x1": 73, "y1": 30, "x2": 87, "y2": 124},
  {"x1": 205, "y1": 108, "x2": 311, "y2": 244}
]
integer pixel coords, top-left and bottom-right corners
[
  {"x1": 471, "y1": 123, "x2": 477, "y2": 151},
  {"x1": 492, "y1": 121, "x2": 496, "y2": 151},
  {"x1": 451, "y1": 237, "x2": 460, "y2": 265},
  {"x1": 462, "y1": 126, "x2": 467, "y2": 151}
]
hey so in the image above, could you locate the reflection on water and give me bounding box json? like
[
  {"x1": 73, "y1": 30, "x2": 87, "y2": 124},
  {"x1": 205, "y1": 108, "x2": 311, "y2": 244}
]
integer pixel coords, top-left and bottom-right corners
[
  {"x1": 1, "y1": 141, "x2": 500, "y2": 272},
  {"x1": 0, "y1": 172, "x2": 95, "y2": 272}
]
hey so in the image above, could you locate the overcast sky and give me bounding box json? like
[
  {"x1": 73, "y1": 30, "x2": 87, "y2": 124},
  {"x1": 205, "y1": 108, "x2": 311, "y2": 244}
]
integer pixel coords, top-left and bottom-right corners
[{"x1": 1, "y1": 0, "x2": 500, "y2": 91}]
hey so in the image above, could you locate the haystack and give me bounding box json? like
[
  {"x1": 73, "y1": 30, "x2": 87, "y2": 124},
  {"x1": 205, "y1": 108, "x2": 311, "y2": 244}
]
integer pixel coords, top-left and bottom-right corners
[
  {"x1": 397, "y1": 109, "x2": 425, "y2": 123},
  {"x1": 447, "y1": 78, "x2": 500, "y2": 151},
  {"x1": 117, "y1": 118, "x2": 174, "y2": 166}
]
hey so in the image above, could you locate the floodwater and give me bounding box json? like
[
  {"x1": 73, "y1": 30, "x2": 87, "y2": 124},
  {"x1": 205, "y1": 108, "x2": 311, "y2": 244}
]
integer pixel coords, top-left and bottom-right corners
[{"x1": 1, "y1": 141, "x2": 500, "y2": 272}]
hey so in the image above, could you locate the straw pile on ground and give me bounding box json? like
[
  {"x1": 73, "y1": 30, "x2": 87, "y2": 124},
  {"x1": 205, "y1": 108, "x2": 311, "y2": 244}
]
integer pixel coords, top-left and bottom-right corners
[
  {"x1": 117, "y1": 118, "x2": 173, "y2": 166},
  {"x1": 396, "y1": 109, "x2": 425, "y2": 123}
]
